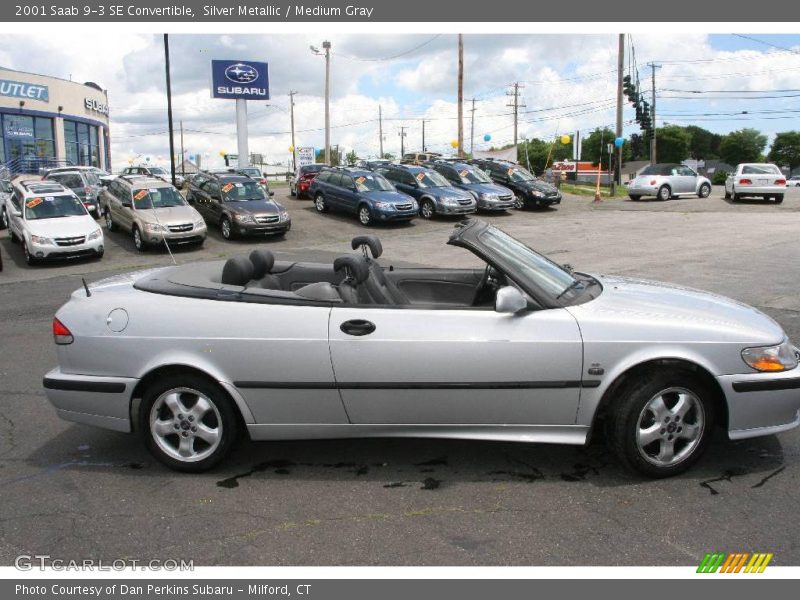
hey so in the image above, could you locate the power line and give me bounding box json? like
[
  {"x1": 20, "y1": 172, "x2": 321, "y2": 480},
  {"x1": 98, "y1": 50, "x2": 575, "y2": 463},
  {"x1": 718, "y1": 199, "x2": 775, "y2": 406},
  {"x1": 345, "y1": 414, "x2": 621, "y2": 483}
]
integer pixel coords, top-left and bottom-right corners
[
  {"x1": 333, "y1": 34, "x2": 443, "y2": 62},
  {"x1": 732, "y1": 34, "x2": 800, "y2": 55}
]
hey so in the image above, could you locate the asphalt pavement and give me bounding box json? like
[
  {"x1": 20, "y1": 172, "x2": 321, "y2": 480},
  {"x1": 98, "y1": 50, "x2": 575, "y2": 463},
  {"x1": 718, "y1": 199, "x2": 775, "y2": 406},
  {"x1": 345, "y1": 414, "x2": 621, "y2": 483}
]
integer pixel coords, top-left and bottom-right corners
[{"x1": 0, "y1": 185, "x2": 798, "y2": 565}]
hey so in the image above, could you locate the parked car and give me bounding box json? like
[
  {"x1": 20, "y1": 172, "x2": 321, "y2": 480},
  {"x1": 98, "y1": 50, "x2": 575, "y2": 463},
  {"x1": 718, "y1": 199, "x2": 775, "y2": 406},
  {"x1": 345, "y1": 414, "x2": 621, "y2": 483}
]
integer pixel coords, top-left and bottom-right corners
[
  {"x1": 230, "y1": 166, "x2": 272, "y2": 194},
  {"x1": 43, "y1": 165, "x2": 115, "y2": 187},
  {"x1": 401, "y1": 151, "x2": 442, "y2": 165},
  {"x1": 725, "y1": 163, "x2": 786, "y2": 203},
  {"x1": 187, "y1": 172, "x2": 290, "y2": 239},
  {"x1": 100, "y1": 176, "x2": 206, "y2": 252},
  {"x1": 355, "y1": 159, "x2": 393, "y2": 171},
  {"x1": 627, "y1": 163, "x2": 712, "y2": 201},
  {"x1": 4, "y1": 180, "x2": 103, "y2": 265},
  {"x1": 290, "y1": 164, "x2": 327, "y2": 198},
  {"x1": 120, "y1": 165, "x2": 185, "y2": 189},
  {"x1": 427, "y1": 160, "x2": 516, "y2": 212},
  {"x1": 42, "y1": 219, "x2": 800, "y2": 477},
  {"x1": 376, "y1": 164, "x2": 476, "y2": 219},
  {"x1": 44, "y1": 169, "x2": 102, "y2": 218},
  {"x1": 786, "y1": 175, "x2": 800, "y2": 187},
  {"x1": 469, "y1": 158, "x2": 562, "y2": 209},
  {"x1": 309, "y1": 167, "x2": 418, "y2": 226}
]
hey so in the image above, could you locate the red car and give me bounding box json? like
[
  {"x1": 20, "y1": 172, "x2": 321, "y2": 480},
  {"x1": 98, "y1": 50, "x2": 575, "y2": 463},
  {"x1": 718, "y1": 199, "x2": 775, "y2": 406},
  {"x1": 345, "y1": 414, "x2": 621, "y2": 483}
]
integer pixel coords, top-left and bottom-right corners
[{"x1": 290, "y1": 164, "x2": 327, "y2": 199}]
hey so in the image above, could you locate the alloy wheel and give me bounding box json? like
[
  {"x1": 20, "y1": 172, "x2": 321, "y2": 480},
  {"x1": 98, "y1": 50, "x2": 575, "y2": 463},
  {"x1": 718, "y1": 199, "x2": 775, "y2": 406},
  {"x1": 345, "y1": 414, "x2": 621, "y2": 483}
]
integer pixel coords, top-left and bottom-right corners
[
  {"x1": 315, "y1": 195, "x2": 326, "y2": 212},
  {"x1": 421, "y1": 200, "x2": 434, "y2": 219},
  {"x1": 359, "y1": 206, "x2": 372, "y2": 225},
  {"x1": 149, "y1": 387, "x2": 222, "y2": 463},
  {"x1": 221, "y1": 218, "x2": 232, "y2": 239},
  {"x1": 1, "y1": 208, "x2": 7, "y2": 229},
  {"x1": 133, "y1": 227, "x2": 143, "y2": 250},
  {"x1": 635, "y1": 387, "x2": 705, "y2": 467},
  {"x1": 514, "y1": 194, "x2": 524, "y2": 209}
]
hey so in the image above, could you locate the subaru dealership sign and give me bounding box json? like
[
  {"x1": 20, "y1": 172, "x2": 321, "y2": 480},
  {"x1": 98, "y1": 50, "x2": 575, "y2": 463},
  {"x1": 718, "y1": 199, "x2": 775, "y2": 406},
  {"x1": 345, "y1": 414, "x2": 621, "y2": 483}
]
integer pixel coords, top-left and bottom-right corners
[{"x1": 211, "y1": 60, "x2": 269, "y2": 100}]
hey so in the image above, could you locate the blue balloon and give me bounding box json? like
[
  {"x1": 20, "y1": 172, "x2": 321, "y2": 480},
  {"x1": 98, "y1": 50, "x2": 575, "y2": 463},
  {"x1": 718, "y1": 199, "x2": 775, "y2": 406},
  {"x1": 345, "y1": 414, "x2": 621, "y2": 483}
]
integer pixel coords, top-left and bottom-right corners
[
  {"x1": 483, "y1": 134, "x2": 491, "y2": 142},
  {"x1": 614, "y1": 137, "x2": 625, "y2": 147}
]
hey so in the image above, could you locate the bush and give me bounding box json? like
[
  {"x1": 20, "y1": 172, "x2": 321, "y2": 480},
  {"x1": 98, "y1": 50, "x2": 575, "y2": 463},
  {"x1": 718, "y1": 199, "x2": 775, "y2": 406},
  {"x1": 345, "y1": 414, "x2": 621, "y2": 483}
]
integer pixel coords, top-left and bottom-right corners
[{"x1": 712, "y1": 170, "x2": 728, "y2": 185}]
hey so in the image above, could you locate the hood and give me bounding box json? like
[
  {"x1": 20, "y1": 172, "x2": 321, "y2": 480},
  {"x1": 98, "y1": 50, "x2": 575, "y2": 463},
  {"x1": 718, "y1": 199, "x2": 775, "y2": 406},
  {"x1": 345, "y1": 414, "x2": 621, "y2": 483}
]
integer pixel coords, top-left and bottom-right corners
[
  {"x1": 571, "y1": 274, "x2": 785, "y2": 345},
  {"x1": 227, "y1": 200, "x2": 279, "y2": 215},
  {"x1": 27, "y1": 214, "x2": 99, "y2": 238},
  {"x1": 460, "y1": 182, "x2": 512, "y2": 196},
  {"x1": 363, "y1": 190, "x2": 413, "y2": 203},
  {"x1": 138, "y1": 205, "x2": 200, "y2": 225},
  {"x1": 519, "y1": 179, "x2": 557, "y2": 193}
]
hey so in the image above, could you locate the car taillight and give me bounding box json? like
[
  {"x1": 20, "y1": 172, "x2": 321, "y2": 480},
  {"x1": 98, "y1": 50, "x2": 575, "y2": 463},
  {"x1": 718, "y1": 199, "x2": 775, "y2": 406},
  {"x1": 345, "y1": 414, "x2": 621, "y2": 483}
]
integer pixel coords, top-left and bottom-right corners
[
  {"x1": 53, "y1": 317, "x2": 73, "y2": 345},
  {"x1": 260, "y1": 178, "x2": 267, "y2": 184},
  {"x1": 739, "y1": 178, "x2": 752, "y2": 185},
  {"x1": 775, "y1": 179, "x2": 786, "y2": 185},
  {"x1": 650, "y1": 179, "x2": 657, "y2": 185}
]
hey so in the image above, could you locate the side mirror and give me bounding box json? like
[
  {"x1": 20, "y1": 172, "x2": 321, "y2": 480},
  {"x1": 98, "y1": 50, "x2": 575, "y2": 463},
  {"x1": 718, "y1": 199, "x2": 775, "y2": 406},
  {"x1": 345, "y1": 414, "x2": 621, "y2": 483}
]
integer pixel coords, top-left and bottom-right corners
[
  {"x1": 121, "y1": 201, "x2": 132, "y2": 208},
  {"x1": 12, "y1": 209, "x2": 22, "y2": 218},
  {"x1": 495, "y1": 286, "x2": 527, "y2": 314}
]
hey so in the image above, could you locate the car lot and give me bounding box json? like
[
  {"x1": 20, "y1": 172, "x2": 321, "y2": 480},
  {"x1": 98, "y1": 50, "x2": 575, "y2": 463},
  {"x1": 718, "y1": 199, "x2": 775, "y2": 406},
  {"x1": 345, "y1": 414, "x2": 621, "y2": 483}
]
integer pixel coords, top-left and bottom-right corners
[{"x1": 1, "y1": 184, "x2": 800, "y2": 565}]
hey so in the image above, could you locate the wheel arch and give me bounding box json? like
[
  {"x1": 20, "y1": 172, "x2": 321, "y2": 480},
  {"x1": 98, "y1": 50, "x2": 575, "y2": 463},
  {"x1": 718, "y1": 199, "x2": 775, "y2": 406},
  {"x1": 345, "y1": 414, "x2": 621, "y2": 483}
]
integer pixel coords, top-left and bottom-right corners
[
  {"x1": 129, "y1": 363, "x2": 254, "y2": 433},
  {"x1": 588, "y1": 357, "x2": 728, "y2": 441}
]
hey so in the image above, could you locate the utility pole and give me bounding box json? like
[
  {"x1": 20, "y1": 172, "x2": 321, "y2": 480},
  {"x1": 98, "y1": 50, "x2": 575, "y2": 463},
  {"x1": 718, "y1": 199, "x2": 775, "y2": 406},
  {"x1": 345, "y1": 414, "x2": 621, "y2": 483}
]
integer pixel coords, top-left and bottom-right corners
[
  {"x1": 163, "y1": 34, "x2": 177, "y2": 186},
  {"x1": 614, "y1": 33, "x2": 624, "y2": 194},
  {"x1": 323, "y1": 41, "x2": 331, "y2": 164},
  {"x1": 288, "y1": 90, "x2": 297, "y2": 171},
  {"x1": 648, "y1": 62, "x2": 661, "y2": 165},
  {"x1": 179, "y1": 120, "x2": 185, "y2": 177},
  {"x1": 506, "y1": 83, "x2": 526, "y2": 147},
  {"x1": 398, "y1": 126, "x2": 407, "y2": 157},
  {"x1": 378, "y1": 105, "x2": 384, "y2": 158},
  {"x1": 421, "y1": 120, "x2": 428, "y2": 152},
  {"x1": 457, "y1": 34, "x2": 464, "y2": 157},
  {"x1": 469, "y1": 98, "x2": 477, "y2": 155}
]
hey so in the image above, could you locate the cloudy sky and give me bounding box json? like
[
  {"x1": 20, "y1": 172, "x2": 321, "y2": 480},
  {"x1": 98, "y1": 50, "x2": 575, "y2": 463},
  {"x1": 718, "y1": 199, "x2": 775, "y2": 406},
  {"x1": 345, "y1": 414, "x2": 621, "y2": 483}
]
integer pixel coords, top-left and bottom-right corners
[{"x1": 1, "y1": 32, "x2": 799, "y2": 170}]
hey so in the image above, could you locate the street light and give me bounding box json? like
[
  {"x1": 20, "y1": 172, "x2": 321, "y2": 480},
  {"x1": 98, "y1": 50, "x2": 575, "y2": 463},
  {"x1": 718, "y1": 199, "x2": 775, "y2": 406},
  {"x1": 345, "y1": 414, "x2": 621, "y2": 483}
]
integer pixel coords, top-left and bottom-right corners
[{"x1": 310, "y1": 41, "x2": 332, "y2": 165}]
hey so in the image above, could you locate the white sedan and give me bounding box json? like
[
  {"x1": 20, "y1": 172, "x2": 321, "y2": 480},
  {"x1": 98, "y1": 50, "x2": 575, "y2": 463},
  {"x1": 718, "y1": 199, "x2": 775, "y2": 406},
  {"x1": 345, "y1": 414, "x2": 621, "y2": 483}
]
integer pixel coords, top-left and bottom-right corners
[{"x1": 725, "y1": 163, "x2": 787, "y2": 203}]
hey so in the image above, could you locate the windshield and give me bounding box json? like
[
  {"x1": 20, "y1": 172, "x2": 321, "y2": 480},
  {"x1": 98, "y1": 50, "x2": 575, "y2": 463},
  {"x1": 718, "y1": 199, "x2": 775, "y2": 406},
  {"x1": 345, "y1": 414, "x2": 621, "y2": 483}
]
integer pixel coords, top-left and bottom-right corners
[
  {"x1": 507, "y1": 166, "x2": 535, "y2": 182},
  {"x1": 477, "y1": 226, "x2": 578, "y2": 299},
  {"x1": 458, "y1": 167, "x2": 492, "y2": 184},
  {"x1": 25, "y1": 194, "x2": 87, "y2": 220},
  {"x1": 149, "y1": 167, "x2": 167, "y2": 175},
  {"x1": 300, "y1": 165, "x2": 324, "y2": 175},
  {"x1": 133, "y1": 187, "x2": 186, "y2": 210},
  {"x1": 742, "y1": 164, "x2": 781, "y2": 175},
  {"x1": 414, "y1": 170, "x2": 451, "y2": 188},
  {"x1": 221, "y1": 180, "x2": 266, "y2": 201},
  {"x1": 239, "y1": 167, "x2": 261, "y2": 177},
  {"x1": 354, "y1": 173, "x2": 394, "y2": 192},
  {"x1": 85, "y1": 172, "x2": 101, "y2": 186}
]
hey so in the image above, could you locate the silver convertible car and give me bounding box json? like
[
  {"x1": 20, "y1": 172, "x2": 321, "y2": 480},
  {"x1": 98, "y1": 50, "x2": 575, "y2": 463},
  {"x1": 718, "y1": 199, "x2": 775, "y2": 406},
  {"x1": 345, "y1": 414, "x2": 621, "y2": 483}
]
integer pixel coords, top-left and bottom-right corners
[{"x1": 43, "y1": 220, "x2": 800, "y2": 477}]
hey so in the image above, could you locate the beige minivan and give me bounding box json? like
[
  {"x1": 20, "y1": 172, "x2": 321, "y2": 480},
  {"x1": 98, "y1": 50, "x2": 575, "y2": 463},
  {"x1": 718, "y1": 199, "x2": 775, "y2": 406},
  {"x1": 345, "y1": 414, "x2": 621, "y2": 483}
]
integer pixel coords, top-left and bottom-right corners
[{"x1": 100, "y1": 176, "x2": 207, "y2": 251}]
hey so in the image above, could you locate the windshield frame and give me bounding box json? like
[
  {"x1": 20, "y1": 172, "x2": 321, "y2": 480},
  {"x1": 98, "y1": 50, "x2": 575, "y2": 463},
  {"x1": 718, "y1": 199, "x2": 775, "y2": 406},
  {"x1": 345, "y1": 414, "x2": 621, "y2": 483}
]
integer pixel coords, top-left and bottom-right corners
[
  {"x1": 131, "y1": 186, "x2": 187, "y2": 210},
  {"x1": 220, "y1": 179, "x2": 268, "y2": 202}
]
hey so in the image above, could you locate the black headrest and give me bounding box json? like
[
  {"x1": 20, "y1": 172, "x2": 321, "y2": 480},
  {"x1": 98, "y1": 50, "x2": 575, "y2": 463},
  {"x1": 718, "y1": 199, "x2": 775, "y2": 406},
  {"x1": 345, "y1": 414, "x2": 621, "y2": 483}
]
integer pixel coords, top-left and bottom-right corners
[
  {"x1": 351, "y1": 235, "x2": 383, "y2": 258},
  {"x1": 333, "y1": 254, "x2": 369, "y2": 284},
  {"x1": 221, "y1": 257, "x2": 254, "y2": 286},
  {"x1": 249, "y1": 249, "x2": 275, "y2": 279}
]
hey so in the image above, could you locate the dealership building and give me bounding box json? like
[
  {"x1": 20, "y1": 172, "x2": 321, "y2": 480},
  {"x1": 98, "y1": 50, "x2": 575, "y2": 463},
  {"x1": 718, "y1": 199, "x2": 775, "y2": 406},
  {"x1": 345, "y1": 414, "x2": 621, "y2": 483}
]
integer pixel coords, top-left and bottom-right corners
[{"x1": 0, "y1": 67, "x2": 110, "y2": 173}]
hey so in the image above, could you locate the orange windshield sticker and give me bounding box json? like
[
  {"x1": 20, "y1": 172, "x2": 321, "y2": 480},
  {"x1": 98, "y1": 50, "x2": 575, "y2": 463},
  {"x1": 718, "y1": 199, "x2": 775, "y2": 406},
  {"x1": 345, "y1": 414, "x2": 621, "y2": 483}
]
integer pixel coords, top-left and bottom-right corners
[
  {"x1": 416, "y1": 173, "x2": 425, "y2": 181},
  {"x1": 221, "y1": 183, "x2": 235, "y2": 193},
  {"x1": 507, "y1": 168, "x2": 515, "y2": 176},
  {"x1": 26, "y1": 197, "x2": 43, "y2": 209},
  {"x1": 133, "y1": 190, "x2": 149, "y2": 201},
  {"x1": 355, "y1": 176, "x2": 366, "y2": 185},
  {"x1": 459, "y1": 170, "x2": 469, "y2": 177}
]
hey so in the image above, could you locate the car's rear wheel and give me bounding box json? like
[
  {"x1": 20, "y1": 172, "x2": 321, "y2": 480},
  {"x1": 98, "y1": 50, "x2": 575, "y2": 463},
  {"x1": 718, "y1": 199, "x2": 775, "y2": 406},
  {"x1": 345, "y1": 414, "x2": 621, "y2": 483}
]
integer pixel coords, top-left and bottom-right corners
[
  {"x1": 314, "y1": 193, "x2": 328, "y2": 213},
  {"x1": 420, "y1": 199, "x2": 436, "y2": 219},
  {"x1": 139, "y1": 374, "x2": 239, "y2": 472},
  {"x1": 0, "y1": 207, "x2": 7, "y2": 230},
  {"x1": 358, "y1": 204, "x2": 373, "y2": 226},
  {"x1": 724, "y1": 189, "x2": 731, "y2": 200},
  {"x1": 104, "y1": 209, "x2": 115, "y2": 231},
  {"x1": 657, "y1": 185, "x2": 671, "y2": 201},
  {"x1": 697, "y1": 183, "x2": 711, "y2": 198},
  {"x1": 774, "y1": 194, "x2": 784, "y2": 204},
  {"x1": 132, "y1": 226, "x2": 146, "y2": 251},
  {"x1": 628, "y1": 195, "x2": 641, "y2": 201},
  {"x1": 221, "y1": 216, "x2": 233, "y2": 240},
  {"x1": 290, "y1": 185, "x2": 297, "y2": 197},
  {"x1": 605, "y1": 369, "x2": 715, "y2": 478}
]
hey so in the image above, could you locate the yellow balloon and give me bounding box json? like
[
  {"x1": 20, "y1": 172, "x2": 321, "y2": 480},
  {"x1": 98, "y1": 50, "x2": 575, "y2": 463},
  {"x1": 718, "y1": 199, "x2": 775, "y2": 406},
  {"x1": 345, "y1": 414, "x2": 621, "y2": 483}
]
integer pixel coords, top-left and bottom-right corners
[
  {"x1": 219, "y1": 150, "x2": 226, "y2": 157},
  {"x1": 450, "y1": 140, "x2": 459, "y2": 149},
  {"x1": 288, "y1": 146, "x2": 295, "y2": 153},
  {"x1": 560, "y1": 135, "x2": 571, "y2": 145}
]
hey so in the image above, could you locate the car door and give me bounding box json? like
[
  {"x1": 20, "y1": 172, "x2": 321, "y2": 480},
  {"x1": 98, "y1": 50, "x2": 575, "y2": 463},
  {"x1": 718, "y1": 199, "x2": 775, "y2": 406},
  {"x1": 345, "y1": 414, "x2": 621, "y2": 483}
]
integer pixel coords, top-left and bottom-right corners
[
  {"x1": 205, "y1": 181, "x2": 224, "y2": 223},
  {"x1": 328, "y1": 303, "x2": 584, "y2": 425},
  {"x1": 677, "y1": 166, "x2": 698, "y2": 193},
  {"x1": 394, "y1": 171, "x2": 419, "y2": 199},
  {"x1": 8, "y1": 191, "x2": 24, "y2": 239},
  {"x1": 323, "y1": 173, "x2": 343, "y2": 208},
  {"x1": 338, "y1": 174, "x2": 358, "y2": 213}
]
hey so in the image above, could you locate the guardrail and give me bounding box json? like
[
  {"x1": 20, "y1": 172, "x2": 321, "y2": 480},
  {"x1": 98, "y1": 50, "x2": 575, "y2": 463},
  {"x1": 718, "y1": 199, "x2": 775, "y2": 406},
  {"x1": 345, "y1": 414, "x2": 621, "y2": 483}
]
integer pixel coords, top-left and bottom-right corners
[{"x1": 0, "y1": 157, "x2": 75, "y2": 180}]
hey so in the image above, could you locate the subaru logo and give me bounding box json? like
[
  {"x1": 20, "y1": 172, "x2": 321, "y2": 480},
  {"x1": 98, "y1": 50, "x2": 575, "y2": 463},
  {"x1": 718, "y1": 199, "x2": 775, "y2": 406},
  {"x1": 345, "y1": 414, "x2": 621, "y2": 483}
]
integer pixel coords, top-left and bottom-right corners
[{"x1": 224, "y1": 63, "x2": 259, "y2": 84}]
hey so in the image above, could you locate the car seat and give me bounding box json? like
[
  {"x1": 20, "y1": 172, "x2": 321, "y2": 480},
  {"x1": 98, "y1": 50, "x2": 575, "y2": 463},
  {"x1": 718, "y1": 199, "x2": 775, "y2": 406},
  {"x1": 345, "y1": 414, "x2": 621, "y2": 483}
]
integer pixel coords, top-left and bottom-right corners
[
  {"x1": 221, "y1": 256, "x2": 254, "y2": 287},
  {"x1": 249, "y1": 249, "x2": 282, "y2": 289},
  {"x1": 333, "y1": 254, "x2": 372, "y2": 304},
  {"x1": 350, "y1": 235, "x2": 410, "y2": 304}
]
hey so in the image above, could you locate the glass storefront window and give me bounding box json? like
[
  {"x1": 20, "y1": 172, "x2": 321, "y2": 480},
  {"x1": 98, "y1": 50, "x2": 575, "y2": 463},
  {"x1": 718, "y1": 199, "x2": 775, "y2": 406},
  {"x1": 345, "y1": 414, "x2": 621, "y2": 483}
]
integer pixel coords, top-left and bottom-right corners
[
  {"x1": 64, "y1": 120, "x2": 100, "y2": 168},
  {"x1": 2, "y1": 113, "x2": 55, "y2": 172}
]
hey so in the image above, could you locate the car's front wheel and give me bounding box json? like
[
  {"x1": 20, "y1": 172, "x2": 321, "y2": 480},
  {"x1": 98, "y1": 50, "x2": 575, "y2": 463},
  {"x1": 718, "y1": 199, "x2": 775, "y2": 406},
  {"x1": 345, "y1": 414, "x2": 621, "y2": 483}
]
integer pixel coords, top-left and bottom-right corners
[
  {"x1": 0, "y1": 207, "x2": 8, "y2": 230},
  {"x1": 139, "y1": 374, "x2": 239, "y2": 472},
  {"x1": 358, "y1": 204, "x2": 373, "y2": 226},
  {"x1": 132, "y1": 226, "x2": 146, "y2": 251},
  {"x1": 513, "y1": 194, "x2": 525, "y2": 209},
  {"x1": 220, "y1": 216, "x2": 233, "y2": 240},
  {"x1": 605, "y1": 369, "x2": 715, "y2": 478},
  {"x1": 697, "y1": 183, "x2": 711, "y2": 198},
  {"x1": 104, "y1": 209, "x2": 115, "y2": 231},
  {"x1": 420, "y1": 199, "x2": 436, "y2": 219},
  {"x1": 22, "y1": 241, "x2": 36, "y2": 265},
  {"x1": 314, "y1": 193, "x2": 328, "y2": 213}
]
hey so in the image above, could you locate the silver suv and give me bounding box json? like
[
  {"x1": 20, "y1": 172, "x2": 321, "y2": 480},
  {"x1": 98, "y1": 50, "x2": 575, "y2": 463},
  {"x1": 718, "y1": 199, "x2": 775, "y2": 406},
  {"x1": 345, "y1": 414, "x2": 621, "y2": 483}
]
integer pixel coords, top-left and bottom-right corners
[
  {"x1": 100, "y1": 176, "x2": 206, "y2": 252},
  {"x1": 43, "y1": 169, "x2": 102, "y2": 217}
]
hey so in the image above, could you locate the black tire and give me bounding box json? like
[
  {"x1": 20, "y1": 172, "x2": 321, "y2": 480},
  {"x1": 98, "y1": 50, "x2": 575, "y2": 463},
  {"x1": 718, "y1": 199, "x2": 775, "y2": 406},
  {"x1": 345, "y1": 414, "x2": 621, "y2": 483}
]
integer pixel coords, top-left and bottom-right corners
[
  {"x1": 358, "y1": 204, "x2": 373, "y2": 226},
  {"x1": 9, "y1": 228, "x2": 18, "y2": 243},
  {"x1": 724, "y1": 189, "x2": 731, "y2": 200},
  {"x1": 513, "y1": 194, "x2": 525, "y2": 209},
  {"x1": 104, "y1": 208, "x2": 116, "y2": 232},
  {"x1": 290, "y1": 185, "x2": 297, "y2": 197},
  {"x1": 697, "y1": 183, "x2": 711, "y2": 198},
  {"x1": 420, "y1": 198, "x2": 436, "y2": 219},
  {"x1": 657, "y1": 185, "x2": 671, "y2": 201},
  {"x1": 132, "y1": 226, "x2": 146, "y2": 252},
  {"x1": 0, "y1": 206, "x2": 7, "y2": 230},
  {"x1": 605, "y1": 369, "x2": 716, "y2": 478},
  {"x1": 22, "y1": 241, "x2": 36, "y2": 265},
  {"x1": 138, "y1": 373, "x2": 240, "y2": 472},
  {"x1": 220, "y1": 216, "x2": 234, "y2": 240},
  {"x1": 314, "y1": 193, "x2": 328, "y2": 213},
  {"x1": 732, "y1": 193, "x2": 741, "y2": 202},
  {"x1": 774, "y1": 194, "x2": 784, "y2": 204},
  {"x1": 628, "y1": 195, "x2": 641, "y2": 201}
]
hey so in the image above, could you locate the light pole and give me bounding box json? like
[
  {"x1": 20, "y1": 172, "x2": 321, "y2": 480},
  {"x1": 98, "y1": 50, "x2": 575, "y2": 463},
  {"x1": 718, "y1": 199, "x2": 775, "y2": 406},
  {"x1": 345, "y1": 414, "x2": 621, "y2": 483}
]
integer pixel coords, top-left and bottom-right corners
[{"x1": 310, "y1": 41, "x2": 332, "y2": 164}]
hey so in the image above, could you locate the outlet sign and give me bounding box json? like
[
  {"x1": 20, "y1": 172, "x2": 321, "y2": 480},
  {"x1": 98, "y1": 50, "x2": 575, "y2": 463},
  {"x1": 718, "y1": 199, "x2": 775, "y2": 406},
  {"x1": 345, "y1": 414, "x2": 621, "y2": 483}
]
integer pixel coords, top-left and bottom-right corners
[
  {"x1": 0, "y1": 79, "x2": 49, "y2": 102},
  {"x1": 211, "y1": 60, "x2": 270, "y2": 100}
]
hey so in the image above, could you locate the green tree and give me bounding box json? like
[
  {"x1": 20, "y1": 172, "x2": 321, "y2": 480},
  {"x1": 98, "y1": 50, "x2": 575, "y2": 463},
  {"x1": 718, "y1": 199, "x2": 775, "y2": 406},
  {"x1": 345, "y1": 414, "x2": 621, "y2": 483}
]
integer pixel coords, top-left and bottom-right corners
[
  {"x1": 719, "y1": 128, "x2": 767, "y2": 165},
  {"x1": 381, "y1": 152, "x2": 396, "y2": 160},
  {"x1": 768, "y1": 131, "x2": 800, "y2": 174},
  {"x1": 345, "y1": 149, "x2": 359, "y2": 166},
  {"x1": 685, "y1": 125, "x2": 722, "y2": 159},
  {"x1": 628, "y1": 133, "x2": 649, "y2": 162},
  {"x1": 580, "y1": 128, "x2": 615, "y2": 169},
  {"x1": 655, "y1": 125, "x2": 692, "y2": 163}
]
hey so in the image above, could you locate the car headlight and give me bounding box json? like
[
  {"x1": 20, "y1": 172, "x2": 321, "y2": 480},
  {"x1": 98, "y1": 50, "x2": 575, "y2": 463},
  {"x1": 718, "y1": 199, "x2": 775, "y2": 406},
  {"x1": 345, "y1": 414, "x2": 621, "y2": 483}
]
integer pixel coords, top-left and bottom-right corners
[
  {"x1": 30, "y1": 234, "x2": 52, "y2": 245},
  {"x1": 480, "y1": 193, "x2": 499, "y2": 202},
  {"x1": 742, "y1": 340, "x2": 798, "y2": 372},
  {"x1": 529, "y1": 191, "x2": 544, "y2": 198},
  {"x1": 87, "y1": 228, "x2": 102, "y2": 241},
  {"x1": 279, "y1": 211, "x2": 290, "y2": 221},
  {"x1": 193, "y1": 219, "x2": 206, "y2": 229},
  {"x1": 144, "y1": 223, "x2": 166, "y2": 232},
  {"x1": 234, "y1": 214, "x2": 256, "y2": 223},
  {"x1": 373, "y1": 202, "x2": 393, "y2": 210},
  {"x1": 442, "y1": 198, "x2": 458, "y2": 206}
]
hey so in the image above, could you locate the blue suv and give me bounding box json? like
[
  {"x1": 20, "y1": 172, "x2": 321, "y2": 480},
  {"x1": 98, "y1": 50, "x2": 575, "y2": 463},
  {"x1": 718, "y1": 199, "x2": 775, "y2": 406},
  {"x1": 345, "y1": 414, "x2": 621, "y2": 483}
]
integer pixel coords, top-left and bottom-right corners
[
  {"x1": 309, "y1": 167, "x2": 418, "y2": 226},
  {"x1": 376, "y1": 164, "x2": 477, "y2": 219},
  {"x1": 427, "y1": 160, "x2": 516, "y2": 212}
]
